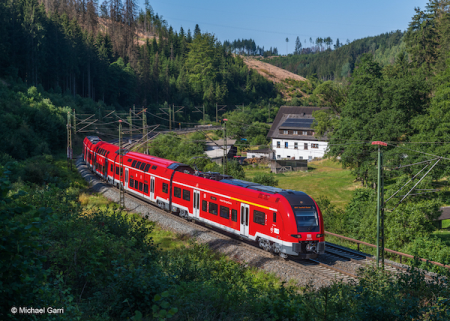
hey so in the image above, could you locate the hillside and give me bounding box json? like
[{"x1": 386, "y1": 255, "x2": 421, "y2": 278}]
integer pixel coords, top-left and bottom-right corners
[
  {"x1": 242, "y1": 56, "x2": 309, "y2": 100},
  {"x1": 264, "y1": 30, "x2": 404, "y2": 80}
]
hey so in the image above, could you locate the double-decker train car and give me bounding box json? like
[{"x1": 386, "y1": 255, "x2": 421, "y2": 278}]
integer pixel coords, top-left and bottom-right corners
[{"x1": 83, "y1": 136, "x2": 325, "y2": 258}]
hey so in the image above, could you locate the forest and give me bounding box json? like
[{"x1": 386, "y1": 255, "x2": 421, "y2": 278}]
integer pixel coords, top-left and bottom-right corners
[
  {"x1": 0, "y1": 0, "x2": 276, "y2": 116},
  {"x1": 265, "y1": 30, "x2": 404, "y2": 80}
]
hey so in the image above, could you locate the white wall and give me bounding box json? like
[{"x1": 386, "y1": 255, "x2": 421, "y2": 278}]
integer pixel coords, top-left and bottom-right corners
[
  {"x1": 247, "y1": 152, "x2": 270, "y2": 159},
  {"x1": 271, "y1": 139, "x2": 328, "y2": 160}
]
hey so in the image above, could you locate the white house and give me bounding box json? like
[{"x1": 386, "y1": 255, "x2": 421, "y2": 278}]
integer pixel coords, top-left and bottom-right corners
[
  {"x1": 246, "y1": 148, "x2": 271, "y2": 159},
  {"x1": 267, "y1": 106, "x2": 329, "y2": 161}
]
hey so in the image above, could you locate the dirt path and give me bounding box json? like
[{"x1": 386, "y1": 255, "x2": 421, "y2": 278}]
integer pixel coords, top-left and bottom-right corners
[{"x1": 242, "y1": 56, "x2": 309, "y2": 100}]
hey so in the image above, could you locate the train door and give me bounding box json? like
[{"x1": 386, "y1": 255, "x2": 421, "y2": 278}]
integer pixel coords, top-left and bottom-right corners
[
  {"x1": 125, "y1": 168, "x2": 129, "y2": 189},
  {"x1": 193, "y1": 190, "x2": 200, "y2": 219},
  {"x1": 104, "y1": 158, "x2": 108, "y2": 180},
  {"x1": 240, "y1": 203, "x2": 250, "y2": 237},
  {"x1": 150, "y1": 176, "x2": 155, "y2": 202}
]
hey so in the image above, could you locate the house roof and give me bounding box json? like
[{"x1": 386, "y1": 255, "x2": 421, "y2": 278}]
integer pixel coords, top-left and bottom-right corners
[
  {"x1": 438, "y1": 207, "x2": 450, "y2": 221},
  {"x1": 247, "y1": 148, "x2": 272, "y2": 154},
  {"x1": 267, "y1": 106, "x2": 330, "y2": 141}
]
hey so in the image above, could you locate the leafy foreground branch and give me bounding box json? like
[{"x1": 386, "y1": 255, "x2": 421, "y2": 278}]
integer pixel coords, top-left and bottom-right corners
[{"x1": 1, "y1": 167, "x2": 450, "y2": 320}]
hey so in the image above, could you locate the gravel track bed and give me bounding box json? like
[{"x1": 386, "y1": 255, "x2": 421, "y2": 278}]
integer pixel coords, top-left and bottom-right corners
[{"x1": 76, "y1": 157, "x2": 358, "y2": 289}]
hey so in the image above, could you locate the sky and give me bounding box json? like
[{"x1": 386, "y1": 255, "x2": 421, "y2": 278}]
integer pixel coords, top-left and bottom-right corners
[{"x1": 137, "y1": 0, "x2": 430, "y2": 54}]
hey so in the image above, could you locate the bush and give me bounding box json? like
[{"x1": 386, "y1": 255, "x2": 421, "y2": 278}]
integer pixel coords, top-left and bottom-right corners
[{"x1": 252, "y1": 172, "x2": 278, "y2": 187}]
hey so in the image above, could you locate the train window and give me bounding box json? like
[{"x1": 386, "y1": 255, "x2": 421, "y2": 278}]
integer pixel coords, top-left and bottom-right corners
[
  {"x1": 136, "y1": 161, "x2": 142, "y2": 169},
  {"x1": 139, "y1": 182, "x2": 143, "y2": 191},
  {"x1": 132, "y1": 160, "x2": 137, "y2": 167},
  {"x1": 231, "y1": 209, "x2": 238, "y2": 222},
  {"x1": 127, "y1": 158, "x2": 132, "y2": 162},
  {"x1": 116, "y1": 167, "x2": 119, "y2": 175},
  {"x1": 130, "y1": 178, "x2": 134, "y2": 188},
  {"x1": 110, "y1": 164, "x2": 113, "y2": 172},
  {"x1": 152, "y1": 165, "x2": 157, "y2": 170},
  {"x1": 211, "y1": 196, "x2": 217, "y2": 200},
  {"x1": 144, "y1": 164, "x2": 150, "y2": 172},
  {"x1": 140, "y1": 163, "x2": 146, "y2": 170},
  {"x1": 183, "y1": 189, "x2": 190, "y2": 201},
  {"x1": 220, "y1": 206, "x2": 230, "y2": 219},
  {"x1": 174, "y1": 187, "x2": 181, "y2": 198},
  {"x1": 209, "y1": 202, "x2": 218, "y2": 215},
  {"x1": 253, "y1": 210, "x2": 266, "y2": 226},
  {"x1": 144, "y1": 184, "x2": 148, "y2": 194},
  {"x1": 162, "y1": 183, "x2": 168, "y2": 193},
  {"x1": 202, "y1": 200, "x2": 207, "y2": 211},
  {"x1": 273, "y1": 212, "x2": 276, "y2": 223}
]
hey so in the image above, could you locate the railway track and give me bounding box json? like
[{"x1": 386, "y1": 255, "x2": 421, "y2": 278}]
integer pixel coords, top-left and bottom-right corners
[
  {"x1": 77, "y1": 157, "x2": 358, "y2": 285},
  {"x1": 324, "y1": 242, "x2": 436, "y2": 280}
]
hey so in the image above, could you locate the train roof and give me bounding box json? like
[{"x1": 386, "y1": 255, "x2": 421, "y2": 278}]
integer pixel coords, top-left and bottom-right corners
[
  {"x1": 86, "y1": 136, "x2": 102, "y2": 144},
  {"x1": 126, "y1": 151, "x2": 177, "y2": 168},
  {"x1": 220, "y1": 178, "x2": 310, "y2": 199}
]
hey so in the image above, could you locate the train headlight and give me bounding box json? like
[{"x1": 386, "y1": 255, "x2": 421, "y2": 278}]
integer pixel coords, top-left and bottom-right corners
[
  {"x1": 291, "y1": 234, "x2": 302, "y2": 238},
  {"x1": 316, "y1": 234, "x2": 324, "y2": 238}
]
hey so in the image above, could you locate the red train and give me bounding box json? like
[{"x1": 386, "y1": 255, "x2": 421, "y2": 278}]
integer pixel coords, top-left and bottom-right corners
[{"x1": 83, "y1": 136, "x2": 325, "y2": 258}]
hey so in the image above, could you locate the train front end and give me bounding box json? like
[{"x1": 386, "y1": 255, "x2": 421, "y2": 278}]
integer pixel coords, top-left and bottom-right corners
[{"x1": 279, "y1": 191, "x2": 325, "y2": 259}]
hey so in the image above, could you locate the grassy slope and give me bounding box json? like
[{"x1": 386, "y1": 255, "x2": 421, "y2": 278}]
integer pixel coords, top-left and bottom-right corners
[{"x1": 245, "y1": 159, "x2": 360, "y2": 208}]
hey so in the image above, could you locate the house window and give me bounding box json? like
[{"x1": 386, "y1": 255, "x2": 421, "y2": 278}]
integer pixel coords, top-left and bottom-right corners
[
  {"x1": 294, "y1": 142, "x2": 298, "y2": 149},
  {"x1": 285, "y1": 142, "x2": 288, "y2": 148},
  {"x1": 283, "y1": 130, "x2": 288, "y2": 134},
  {"x1": 287, "y1": 156, "x2": 290, "y2": 159},
  {"x1": 276, "y1": 141, "x2": 280, "y2": 148},
  {"x1": 304, "y1": 143, "x2": 308, "y2": 150},
  {"x1": 308, "y1": 156, "x2": 313, "y2": 161},
  {"x1": 293, "y1": 130, "x2": 298, "y2": 135},
  {"x1": 277, "y1": 155, "x2": 280, "y2": 159},
  {"x1": 303, "y1": 131, "x2": 308, "y2": 135},
  {"x1": 311, "y1": 143, "x2": 319, "y2": 148},
  {"x1": 299, "y1": 156, "x2": 303, "y2": 159}
]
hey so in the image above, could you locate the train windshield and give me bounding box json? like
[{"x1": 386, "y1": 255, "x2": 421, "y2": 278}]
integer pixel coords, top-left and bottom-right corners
[{"x1": 292, "y1": 205, "x2": 320, "y2": 232}]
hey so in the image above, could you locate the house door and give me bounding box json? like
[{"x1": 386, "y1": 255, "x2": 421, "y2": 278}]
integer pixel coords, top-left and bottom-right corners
[
  {"x1": 193, "y1": 190, "x2": 200, "y2": 218},
  {"x1": 240, "y1": 203, "x2": 250, "y2": 237}
]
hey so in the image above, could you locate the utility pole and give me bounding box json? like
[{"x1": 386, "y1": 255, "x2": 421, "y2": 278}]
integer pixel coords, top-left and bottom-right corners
[
  {"x1": 372, "y1": 141, "x2": 386, "y2": 268},
  {"x1": 216, "y1": 104, "x2": 227, "y2": 123},
  {"x1": 142, "y1": 110, "x2": 147, "y2": 154},
  {"x1": 73, "y1": 109, "x2": 76, "y2": 133},
  {"x1": 129, "y1": 108, "x2": 133, "y2": 142},
  {"x1": 193, "y1": 106, "x2": 205, "y2": 123},
  {"x1": 169, "y1": 104, "x2": 172, "y2": 130},
  {"x1": 172, "y1": 105, "x2": 184, "y2": 130},
  {"x1": 223, "y1": 119, "x2": 228, "y2": 175},
  {"x1": 67, "y1": 112, "x2": 72, "y2": 170},
  {"x1": 119, "y1": 120, "x2": 125, "y2": 209}
]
